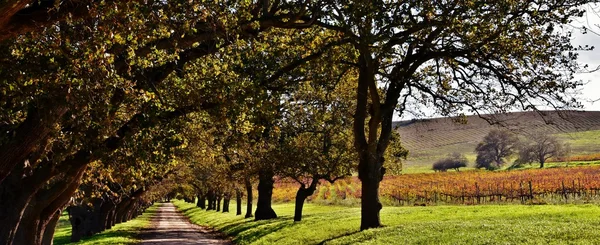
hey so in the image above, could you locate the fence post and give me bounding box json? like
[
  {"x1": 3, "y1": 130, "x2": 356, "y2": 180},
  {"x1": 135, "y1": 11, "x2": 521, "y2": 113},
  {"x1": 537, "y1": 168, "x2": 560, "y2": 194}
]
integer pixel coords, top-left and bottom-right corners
[
  {"x1": 562, "y1": 180, "x2": 568, "y2": 201},
  {"x1": 528, "y1": 181, "x2": 533, "y2": 200},
  {"x1": 475, "y1": 182, "x2": 480, "y2": 204},
  {"x1": 519, "y1": 182, "x2": 524, "y2": 204}
]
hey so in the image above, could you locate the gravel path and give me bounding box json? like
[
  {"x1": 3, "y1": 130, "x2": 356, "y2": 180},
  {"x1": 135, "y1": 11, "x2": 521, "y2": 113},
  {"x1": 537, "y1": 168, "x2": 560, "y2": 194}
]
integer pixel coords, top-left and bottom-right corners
[{"x1": 139, "y1": 203, "x2": 231, "y2": 245}]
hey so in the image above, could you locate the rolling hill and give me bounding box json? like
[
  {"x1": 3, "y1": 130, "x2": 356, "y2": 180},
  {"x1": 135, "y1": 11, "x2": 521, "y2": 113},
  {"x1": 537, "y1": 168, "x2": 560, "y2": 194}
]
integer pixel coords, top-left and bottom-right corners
[{"x1": 394, "y1": 110, "x2": 600, "y2": 171}]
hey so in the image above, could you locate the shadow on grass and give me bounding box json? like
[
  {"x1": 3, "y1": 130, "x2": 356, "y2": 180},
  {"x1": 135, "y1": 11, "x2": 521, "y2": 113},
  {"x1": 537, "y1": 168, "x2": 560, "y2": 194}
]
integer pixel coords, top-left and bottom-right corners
[
  {"x1": 231, "y1": 219, "x2": 295, "y2": 244},
  {"x1": 175, "y1": 201, "x2": 368, "y2": 245},
  {"x1": 317, "y1": 230, "x2": 361, "y2": 245},
  {"x1": 53, "y1": 234, "x2": 71, "y2": 245},
  {"x1": 53, "y1": 206, "x2": 157, "y2": 245}
]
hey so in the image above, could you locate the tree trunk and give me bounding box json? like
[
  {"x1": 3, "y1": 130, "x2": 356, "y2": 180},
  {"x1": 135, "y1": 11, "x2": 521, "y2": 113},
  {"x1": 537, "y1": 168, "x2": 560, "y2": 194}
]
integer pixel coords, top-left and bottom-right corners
[
  {"x1": 0, "y1": 191, "x2": 29, "y2": 244},
  {"x1": 0, "y1": 103, "x2": 67, "y2": 184},
  {"x1": 236, "y1": 189, "x2": 242, "y2": 215},
  {"x1": 99, "y1": 200, "x2": 116, "y2": 232},
  {"x1": 353, "y1": 49, "x2": 399, "y2": 231},
  {"x1": 254, "y1": 171, "x2": 277, "y2": 220},
  {"x1": 358, "y1": 152, "x2": 385, "y2": 230},
  {"x1": 125, "y1": 201, "x2": 138, "y2": 221},
  {"x1": 13, "y1": 220, "x2": 43, "y2": 245},
  {"x1": 360, "y1": 174, "x2": 382, "y2": 230},
  {"x1": 206, "y1": 191, "x2": 214, "y2": 210},
  {"x1": 222, "y1": 194, "x2": 230, "y2": 213},
  {"x1": 107, "y1": 206, "x2": 117, "y2": 229},
  {"x1": 12, "y1": 206, "x2": 41, "y2": 245},
  {"x1": 68, "y1": 206, "x2": 88, "y2": 243},
  {"x1": 0, "y1": 169, "x2": 38, "y2": 245},
  {"x1": 197, "y1": 193, "x2": 206, "y2": 209},
  {"x1": 41, "y1": 210, "x2": 61, "y2": 245},
  {"x1": 121, "y1": 199, "x2": 137, "y2": 223},
  {"x1": 16, "y1": 178, "x2": 77, "y2": 245},
  {"x1": 114, "y1": 198, "x2": 132, "y2": 224},
  {"x1": 294, "y1": 183, "x2": 317, "y2": 222},
  {"x1": 216, "y1": 194, "x2": 221, "y2": 212},
  {"x1": 244, "y1": 178, "x2": 253, "y2": 218}
]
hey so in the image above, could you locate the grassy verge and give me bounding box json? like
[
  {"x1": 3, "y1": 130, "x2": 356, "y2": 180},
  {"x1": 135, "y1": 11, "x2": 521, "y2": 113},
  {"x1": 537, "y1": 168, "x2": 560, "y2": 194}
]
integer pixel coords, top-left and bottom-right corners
[
  {"x1": 174, "y1": 200, "x2": 600, "y2": 244},
  {"x1": 53, "y1": 205, "x2": 157, "y2": 245}
]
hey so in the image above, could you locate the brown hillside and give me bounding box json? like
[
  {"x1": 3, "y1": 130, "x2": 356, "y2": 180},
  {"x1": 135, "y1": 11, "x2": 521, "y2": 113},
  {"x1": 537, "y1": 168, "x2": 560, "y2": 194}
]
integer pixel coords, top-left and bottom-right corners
[{"x1": 394, "y1": 110, "x2": 600, "y2": 169}]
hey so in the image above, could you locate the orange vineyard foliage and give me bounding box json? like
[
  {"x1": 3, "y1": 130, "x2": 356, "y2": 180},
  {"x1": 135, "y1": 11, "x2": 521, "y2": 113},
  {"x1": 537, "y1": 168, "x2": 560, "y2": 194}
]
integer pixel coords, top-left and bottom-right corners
[
  {"x1": 552, "y1": 153, "x2": 600, "y2": 162},
  {"x1": 273, "y1": 166, "x2": 600, "y2": 205}
]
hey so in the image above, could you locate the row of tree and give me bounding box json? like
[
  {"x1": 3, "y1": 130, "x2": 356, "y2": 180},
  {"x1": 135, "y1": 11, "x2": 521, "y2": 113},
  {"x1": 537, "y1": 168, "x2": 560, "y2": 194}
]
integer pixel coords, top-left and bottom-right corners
[
  {"x1": 475, "y1": 130, "x2": 569, "y2": 170},
  {"x1": 432, "y1": 129, "x2": 569, "y2": 172},
  {"x1": 0, "y1": 1, "x2": 594, "y2": 244}
]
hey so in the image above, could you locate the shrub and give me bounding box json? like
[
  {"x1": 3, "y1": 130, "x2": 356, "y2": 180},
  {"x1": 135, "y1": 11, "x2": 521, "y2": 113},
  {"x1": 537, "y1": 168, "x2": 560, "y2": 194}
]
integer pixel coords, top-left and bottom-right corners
[{"x1": 433, "y1": 153, "x2": 468, "y2": 172}]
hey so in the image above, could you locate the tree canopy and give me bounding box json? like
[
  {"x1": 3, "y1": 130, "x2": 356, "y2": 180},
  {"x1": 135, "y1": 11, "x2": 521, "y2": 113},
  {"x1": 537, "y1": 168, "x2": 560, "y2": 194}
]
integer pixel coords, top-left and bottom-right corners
[{"x1": 0, "y1": 0, "x2": 596, "y2": 243}]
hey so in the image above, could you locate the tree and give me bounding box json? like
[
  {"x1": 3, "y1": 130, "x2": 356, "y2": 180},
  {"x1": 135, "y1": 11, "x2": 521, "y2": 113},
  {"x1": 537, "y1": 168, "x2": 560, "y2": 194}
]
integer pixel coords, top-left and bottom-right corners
[
  {"x1": 312, "y1": 0, "x2": 591, "y2": 229},
  {"x1": 516, "y1": 132, "x2": 564, "y2": 168},
  {"x1": 0, "y1": 1, "x2": 320, "y2": 243},
  {"x1": 475, "y1": 130, "x2": 519, "y2": 170},
  {"x1": 277, "y1": 68, "x2": 357, "y2": 221},
  {"x1": 433, "y1": 153, "x2": 468, "y2": 172},
  {"x1": 0, "y1": 0, "x2": 121, "y2": 41}
]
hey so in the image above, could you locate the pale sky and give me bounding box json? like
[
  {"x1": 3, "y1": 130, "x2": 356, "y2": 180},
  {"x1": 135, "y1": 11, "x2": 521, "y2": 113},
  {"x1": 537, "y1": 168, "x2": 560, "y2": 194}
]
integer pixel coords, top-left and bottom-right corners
[{"x1": 572, "y1": 5, "x2": 600, "y2": 111}]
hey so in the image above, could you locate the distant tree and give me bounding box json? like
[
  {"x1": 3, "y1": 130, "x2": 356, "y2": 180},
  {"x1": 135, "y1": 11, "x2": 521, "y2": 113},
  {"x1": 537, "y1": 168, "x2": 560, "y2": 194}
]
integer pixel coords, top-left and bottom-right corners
[
  {"x1": 475, "y1": 130, "x2": 519, "y2": 170},
  {"x1": 516, "y1": 132, "x2": 564, "y2": 168},
  {"x1": 432, "y1": 153, "x2": 468, "y2": 172},
  {"x1": 512, "y1": 142, "x2": 537, "y2": 168}
]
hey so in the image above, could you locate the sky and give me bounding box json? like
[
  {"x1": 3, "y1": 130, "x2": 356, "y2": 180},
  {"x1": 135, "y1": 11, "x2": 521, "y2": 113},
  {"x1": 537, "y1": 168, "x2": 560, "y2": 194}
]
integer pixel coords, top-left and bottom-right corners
[{"x1": 572, "y1": 6, "x2": 600, "y2": 111}]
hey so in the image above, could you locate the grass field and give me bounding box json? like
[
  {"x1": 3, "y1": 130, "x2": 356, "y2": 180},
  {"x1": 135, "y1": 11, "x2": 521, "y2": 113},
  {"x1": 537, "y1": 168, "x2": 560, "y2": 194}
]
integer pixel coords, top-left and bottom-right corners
[
  {"x1": 556, "y1": 130, "x2": 600, "y2": 155},
  {"x1": 173, "y1": 200, "x2": 600, "y2": 245},
  {"x1": 53, "y1": 205, "x2": 157, "y2": 245}
]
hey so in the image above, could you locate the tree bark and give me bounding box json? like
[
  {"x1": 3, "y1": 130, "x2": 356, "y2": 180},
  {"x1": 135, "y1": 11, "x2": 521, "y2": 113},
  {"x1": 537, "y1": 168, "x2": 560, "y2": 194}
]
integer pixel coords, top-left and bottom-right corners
[
  {"x1": 0, "y1": 174, "x2": 32, "y2": 244},
  {"x1": 216, "y1": 194, "x2": 222, "y2": 212},
  {"x1": 206, "y1": 190, "x2": 214, "y2": 210},
  {"x1": 11, "y1": 207, "x2": 41, "y2": 245},
  {"x1": 254, "y1": 171, "x2": 277, "y2": 220},
  {"x1": 0, "y1": 103, "x2": 67, "y2": 184},
  {"x1": 222, "y1": 194, "x2": 230, "y2": 213},
  {"x1": 99, "y1": 200, "x2": 116, "y2": 232},
  {"x1": 18, "y1": 166, "x2": 88, "y2": 244},
  {"x1": 352, "y1": 51, "x2": 400, "y2": 230},
  {"x1": 114, "y1": 198, "x2": 132, "y2": 224},
  {"x1": 68, "y1": 205, "x2": 88, "y2": 243},
  {"x1": 236, "y1": 189, "x2": 242, "y2": 215},
  {"x1": 360, "y1": 170, "x2": 383, "y2": 230},
  {"x1": 357, "y1": 150, "x2": 387, "y2": 230},
  {"x1": 197, "y1": 193, "x2": 206, "y2": 209},
  {"x1": 294, "y1": 181, "x2": 318, "y2": 222},
  {"x1": 244, "y1": 178, "x2": 253, "y2": 218},
  {"x1": 107, "y1": 206, "x2": 117, "y2": 229},
  {"x1": 17, "y1": 180, "x2": 78, "y2": 245},
  {"x1": 41, "y1": 210, "x2": 61, "y2": 245}
]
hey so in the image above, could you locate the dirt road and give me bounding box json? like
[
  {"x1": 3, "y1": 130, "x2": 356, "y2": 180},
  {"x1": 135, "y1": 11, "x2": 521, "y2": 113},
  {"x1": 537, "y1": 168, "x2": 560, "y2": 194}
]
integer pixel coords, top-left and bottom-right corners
[{"x1": 139, "y1": 203, "x2": 231, "y2": 245}]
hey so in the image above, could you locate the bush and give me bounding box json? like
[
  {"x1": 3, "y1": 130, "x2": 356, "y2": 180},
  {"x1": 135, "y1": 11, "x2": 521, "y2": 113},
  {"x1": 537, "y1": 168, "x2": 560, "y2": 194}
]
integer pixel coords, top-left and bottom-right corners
[{"x1": 433, "y1": 153, "x2": 468, "y2": 172}]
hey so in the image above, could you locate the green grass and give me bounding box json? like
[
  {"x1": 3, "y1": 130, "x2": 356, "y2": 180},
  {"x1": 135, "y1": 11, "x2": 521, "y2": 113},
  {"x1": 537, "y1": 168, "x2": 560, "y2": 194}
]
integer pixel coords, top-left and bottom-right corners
[
  {"x1": 53, "y1": 205, "x2": 157, "y2": 245},
  {"x1": 556, "y1": 130, "x2": 600, "y2": 154},
  {"x1": 174, "y1": 200, "x2": 600, "y2": 244}
]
